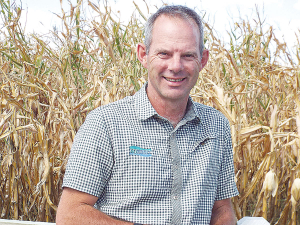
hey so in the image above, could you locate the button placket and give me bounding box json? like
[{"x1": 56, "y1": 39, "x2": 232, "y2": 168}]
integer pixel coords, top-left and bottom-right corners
[{"x1": 169, "y1": 132, "x2": 182, "y2": 225}]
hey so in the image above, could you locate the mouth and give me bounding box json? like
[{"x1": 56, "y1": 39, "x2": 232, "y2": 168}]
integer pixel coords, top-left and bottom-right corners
[{"x1": 164, "y1": 77, "x2": 185, "y2": 82}]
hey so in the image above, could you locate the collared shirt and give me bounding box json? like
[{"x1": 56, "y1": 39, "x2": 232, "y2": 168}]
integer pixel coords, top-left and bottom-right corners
[{"x1": 63, "y1": 84, "x2": 239, "y2": 224}]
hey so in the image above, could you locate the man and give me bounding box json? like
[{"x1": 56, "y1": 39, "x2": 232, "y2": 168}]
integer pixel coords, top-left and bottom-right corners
[{"x1": 56, "y1": 5, "x2": 239, "y2": 225}]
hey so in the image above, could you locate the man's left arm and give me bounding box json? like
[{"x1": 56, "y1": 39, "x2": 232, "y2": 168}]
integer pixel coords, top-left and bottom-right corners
[{"x1": 210, "y1": 198, "x2": 237, "y2": 225}]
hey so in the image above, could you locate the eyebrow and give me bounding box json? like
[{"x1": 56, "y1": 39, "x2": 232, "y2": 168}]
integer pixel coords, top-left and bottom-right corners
[
  {"x1": 155, "y1": 48, "x2": 170, "y2": 53},
  {"x1": 155, "y1": 48, "x2": 198, "y2": 56},
  {"x1": 183, "y1": 51, "x2": 198, "y2": 56}
]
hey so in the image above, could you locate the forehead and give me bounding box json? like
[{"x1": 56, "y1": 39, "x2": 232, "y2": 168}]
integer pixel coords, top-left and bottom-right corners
[
  {"x1": 150, "y1": 15, "x2": 201, "y2": 51},
  {"x1": 153, "y1": 14, "x2": 199, "y2": 33}
]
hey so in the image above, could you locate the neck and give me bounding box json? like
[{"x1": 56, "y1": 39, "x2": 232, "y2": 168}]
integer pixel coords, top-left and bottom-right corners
[{"x1": 147, "y1": 92, "x2": 188, "y2": 128}]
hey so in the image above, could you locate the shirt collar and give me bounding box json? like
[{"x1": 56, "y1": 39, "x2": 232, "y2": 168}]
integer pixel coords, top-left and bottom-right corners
[
  {"x1": 134, "y1": 83, "x2": 200, "y2": 123},
  {"x1": 134, "y1": 83, "x2": 158, "y2": 121}
]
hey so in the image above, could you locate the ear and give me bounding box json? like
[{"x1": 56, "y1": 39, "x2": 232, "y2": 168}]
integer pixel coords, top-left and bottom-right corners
[
  {"x1": 137, "y1": 43, "x2": 148, "y2": 69},
  {"x1": 199, "y1": 49, "x2": 209, "y2": 71}
]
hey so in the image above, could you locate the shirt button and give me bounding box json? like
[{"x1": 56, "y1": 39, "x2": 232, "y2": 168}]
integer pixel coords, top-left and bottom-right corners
[{"x1": 173, "y1": 196, "x2": 178, "y2": 200}]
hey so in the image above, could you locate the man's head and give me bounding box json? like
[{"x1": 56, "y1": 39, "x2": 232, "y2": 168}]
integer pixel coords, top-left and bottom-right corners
[
  {"x1": 144, "y1": 5, "x2": 205, "y2": 58},
  {"x1": 137, "y1": 5, "x2": 209, "y2": 106}
]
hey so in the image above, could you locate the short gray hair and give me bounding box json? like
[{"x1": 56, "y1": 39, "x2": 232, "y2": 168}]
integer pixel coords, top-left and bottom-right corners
[{"x1": 144, "y1": 5, "x2": 204, "y2": 57}]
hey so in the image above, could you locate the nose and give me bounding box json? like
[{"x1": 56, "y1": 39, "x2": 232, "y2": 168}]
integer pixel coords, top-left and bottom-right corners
[{"x1": 168, "y1": 55, "x2": 183, "y2": 73}]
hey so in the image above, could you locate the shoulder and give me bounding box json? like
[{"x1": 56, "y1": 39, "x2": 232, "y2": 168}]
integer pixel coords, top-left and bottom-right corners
[
  {"x1": 74, "y1": 96, "x2": 135, "y2": 135},
  {"x1": 192, "y1": 101, "x2": 231, "y2": 136},
  {"x1": 88, "y1": 95, "x2": 135, "y2": 120},
  {"x1": 193, "y1": 102, "x2": 229, "y2": 123}
]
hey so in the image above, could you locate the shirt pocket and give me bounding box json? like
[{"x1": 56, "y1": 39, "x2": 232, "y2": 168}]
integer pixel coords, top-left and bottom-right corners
[
  {"x1": 183, "y1": 136, "x2": 222, "y2": 173},
  {"x1": 182, "y1": 137, "x2": 221, "y2": 202}
]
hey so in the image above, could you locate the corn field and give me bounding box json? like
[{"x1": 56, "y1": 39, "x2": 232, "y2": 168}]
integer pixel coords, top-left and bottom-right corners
[{"x1": 0, "y1": 0, "x2": 300, "y2": 224}]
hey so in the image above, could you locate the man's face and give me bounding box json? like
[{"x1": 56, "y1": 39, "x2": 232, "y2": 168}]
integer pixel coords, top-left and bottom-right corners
[{"x1": 140, "y1": 15, "x2": 208, "y2": 103}]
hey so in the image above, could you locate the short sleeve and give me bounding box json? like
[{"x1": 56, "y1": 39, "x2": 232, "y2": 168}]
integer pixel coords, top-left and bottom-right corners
[
  {"x1": 62, "y1": 108, "x2": 114, "y2": 197},
  {"x1": 215, "y1": 119, "x2": 239, "y2": 200}
]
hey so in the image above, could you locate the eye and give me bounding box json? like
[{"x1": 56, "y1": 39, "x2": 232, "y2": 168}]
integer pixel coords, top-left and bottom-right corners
[
  {"x1": 159, "y1": 52, "x2": 167, "y2": 56},
  {"x1": 158, "y1": 52, "x2": 169, "y2": 58},
  {"x1": 184, "y1": 54, "x2": 195, "y2": 58}
]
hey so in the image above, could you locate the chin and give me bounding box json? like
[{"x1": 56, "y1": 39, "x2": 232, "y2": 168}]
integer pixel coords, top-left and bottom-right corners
[{"x1": 163, "y1": 93, "x2": 188, "y2": 101}]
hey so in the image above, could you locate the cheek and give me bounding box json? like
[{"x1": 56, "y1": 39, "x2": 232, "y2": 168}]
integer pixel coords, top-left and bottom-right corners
[
  {"x1": 192, "y1": 58, "x2": 202, "y2": 70},
  {"x1": 149, "y1": 55, "x2": 159, "y2": 64},
  {"x1": 149, "y1": 59, "x2": 168, "y2": 73},
  {"x1": 187, "y1": 62, "x2": 201, "y2": 75}
]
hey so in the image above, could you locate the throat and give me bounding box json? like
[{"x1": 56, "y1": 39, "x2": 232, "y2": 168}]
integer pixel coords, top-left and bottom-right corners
[
  {"x1": 145, "y1": 83, "x2": 189, "y2": 126},
  {"x1": 158, "y1": 106, "x2": 187, "y2": 128}
]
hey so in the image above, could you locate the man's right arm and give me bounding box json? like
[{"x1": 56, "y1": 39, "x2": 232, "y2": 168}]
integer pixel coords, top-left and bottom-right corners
[{"x1": 56, "y1": 187, "x2": 134, "y2": 225}]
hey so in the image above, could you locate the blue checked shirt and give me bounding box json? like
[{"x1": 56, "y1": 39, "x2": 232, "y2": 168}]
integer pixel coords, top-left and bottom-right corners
[{"x1": 63, "y1": 84, "x2": 239, "y2": 224}]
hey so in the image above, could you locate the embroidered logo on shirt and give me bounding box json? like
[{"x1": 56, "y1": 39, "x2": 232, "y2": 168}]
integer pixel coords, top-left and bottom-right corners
[{"x1": 129, "y1": 146, "x2": 152, "y2": 157}]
